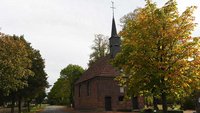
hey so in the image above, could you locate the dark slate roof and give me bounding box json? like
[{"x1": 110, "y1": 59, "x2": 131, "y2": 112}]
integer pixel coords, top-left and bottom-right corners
[{"x1": 75, "y1": 55, "x2": 120, "y2": 84}]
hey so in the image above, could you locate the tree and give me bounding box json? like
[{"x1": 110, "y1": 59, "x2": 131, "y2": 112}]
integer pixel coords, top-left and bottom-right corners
[
  {"x1": 35, "y1": 89, "x2": 47, "y2": 106},
  {"x1": 21, "y1": 49, "x2": 48, "y2": 112},
  {"x1": 88, "y1": 34, "x2": 109, "y2": 66},
  {"x1": 0, "y1": 32, "x2": 48, "y2": 113},
  {"x1": 113, "y1": 1, "x2": 200, "y2": 113},
  {"x1": 10, "y1": 38, "x2": 48, "y2": 113},
  {"x1": 60, "y1": 64, "x2": 84, "y2": 107},
  {"x1": 0, "y1": 33, "x2": 33, "y2": 95},
  {"x1": 48, "y1": 78, "x2": 68, "y2": 105},
  {"x1": 48, "y1": 64, "x2": 84, "y2": 106}
]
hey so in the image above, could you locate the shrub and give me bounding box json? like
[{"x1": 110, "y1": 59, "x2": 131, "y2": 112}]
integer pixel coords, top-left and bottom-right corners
[{"x1": 182, "y1": 97, "x2": 195, "y2": 110}]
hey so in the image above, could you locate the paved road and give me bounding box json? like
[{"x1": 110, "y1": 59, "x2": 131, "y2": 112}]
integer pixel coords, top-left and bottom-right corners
[{"x1": 40, "y1": 106, "x2": 69, "y2": 113}]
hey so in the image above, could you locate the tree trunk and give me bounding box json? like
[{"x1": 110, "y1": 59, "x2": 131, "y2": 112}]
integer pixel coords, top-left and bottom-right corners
[
  {"x1": 11, "y1": 94, "x2": 15, "y2": 113},
  {"x1": 18, "y1": 96, "x2": 21, "y2": 113},
  {"x1": 70, "y1": 84, "x2": 74, "y2": 108},
  {"x1": 161, "y1": 92, "x2": 167, "y2": 113},
  {"x1": 196, "y1": 92, "x2": 200, "y2": 113},
  {"x1": 27, "y1": 101, "x2": 30, "y2": 112},
  {"x1": 153, "y1": 96, "x2": 159, "y2": 110}
]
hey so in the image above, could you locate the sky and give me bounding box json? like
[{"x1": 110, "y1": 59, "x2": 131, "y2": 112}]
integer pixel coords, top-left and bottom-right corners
[{"x1": 0, "y1": 0, "x2": 199, "y2": 91}]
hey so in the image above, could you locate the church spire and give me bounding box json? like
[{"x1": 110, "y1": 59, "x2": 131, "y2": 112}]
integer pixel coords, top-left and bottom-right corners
[
  {"x1": 110, "y1": 1, "x2": 117, "y2": 37},
  {"x1": 111, "y1": 17, "x2": 118, "y2": 37},
  {"x1": 109, "y1": 1, "x2": 121, "y2": 58},
  {"x1": 110, "y1": 1, "x2": 118, "y2": 37}
]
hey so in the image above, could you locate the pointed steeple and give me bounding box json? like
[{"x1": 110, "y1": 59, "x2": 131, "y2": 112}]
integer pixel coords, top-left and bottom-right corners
[
  {"x1": 110, "y1": 1, "x2": 118, "y2": 37},
  {"x1": 109, "y1": 17, "x2": 121, "y2": 58},
  {"x1": 109, "y1": 1, "x2": 121, "y2": 58},
  {"x1": 111, "y1": 17, "x2": 118, "y2": 37}
]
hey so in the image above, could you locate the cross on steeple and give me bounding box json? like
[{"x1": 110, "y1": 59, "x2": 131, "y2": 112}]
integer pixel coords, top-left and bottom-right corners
[
  {"x1": 111, "y1": 1, "x2": 115, "y2": 17},
  {"x1": 109, "y1": 1, "x2": 121, "y2": 58}
]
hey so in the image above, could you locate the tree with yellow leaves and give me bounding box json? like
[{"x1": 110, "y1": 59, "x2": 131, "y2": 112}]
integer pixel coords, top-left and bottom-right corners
[
  {"x1": 113, "y1": 0, "x2": 200, "y2": 113},
  {"x1": 0, "y1": 33, "x2": 34, "y2": 94}
]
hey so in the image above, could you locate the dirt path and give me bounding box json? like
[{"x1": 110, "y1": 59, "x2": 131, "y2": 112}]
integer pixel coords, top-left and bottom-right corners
[{"x1": 39, "y1": 106, "x2": 68, "y2": 113}]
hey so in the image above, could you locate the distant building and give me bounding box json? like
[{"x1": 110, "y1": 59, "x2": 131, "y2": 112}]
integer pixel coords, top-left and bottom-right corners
[{"x1": 74, "y1": 17, "x2": 144, "y2": 111}]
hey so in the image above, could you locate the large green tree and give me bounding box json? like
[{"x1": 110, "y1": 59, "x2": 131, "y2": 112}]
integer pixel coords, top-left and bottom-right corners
[
  {"x1": 0, "y1": 33, "x2": 48, "y2": 113},
  {"x1": 48, "y1": 64, "x2": 84, "y2": 106},
  {"x1": 113, "y1": 0, "x2": 200, "y2": 113},
  {"x1": 21, "y1": 49, "x2": 48, "y2": 112},
  {"x1": 60, "y1": 64, "x2": 84, "y2": 107},
  {"x1": 48, "y1": 78, "x2": 68, "y2": 105}
]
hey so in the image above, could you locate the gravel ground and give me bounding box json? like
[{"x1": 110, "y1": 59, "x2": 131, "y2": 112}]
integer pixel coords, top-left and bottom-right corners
[
  {"x1": 39, "y1": 106, "x2": 196, "y2": 113},
  {"x1": 63, "y1": 108, "x2": 137, "y2": 113},
  {"x1": 184, "y1": 110, "x2": 196, "y2": 113},
  {"x1": 39, "y1": 106, "x2": 69, "y2": 113}
]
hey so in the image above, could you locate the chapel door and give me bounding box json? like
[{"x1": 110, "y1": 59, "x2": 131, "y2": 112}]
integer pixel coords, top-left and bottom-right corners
[
  {"x1": 132, "y1": 96, "x2": 139, "y2": 109},
  {"x1": 105, "y1": 96, "x2": 112, "y2": 111}
]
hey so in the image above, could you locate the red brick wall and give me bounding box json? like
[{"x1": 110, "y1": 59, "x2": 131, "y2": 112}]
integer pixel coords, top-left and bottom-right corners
[
  {"x1": 74, "y1": 78, "x2": 99, "y2": 110},
  {"x1": 96, "y1": 77, "x2": 132, "y2": 111},
  {"x1": 74, "y1": 77, "x2": 144, "y2": 111}
]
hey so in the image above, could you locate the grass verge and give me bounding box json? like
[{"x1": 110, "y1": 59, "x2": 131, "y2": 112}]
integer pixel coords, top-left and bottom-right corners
[{"x1": 22, "y1": 104, "x2": 48, "y2": 113}]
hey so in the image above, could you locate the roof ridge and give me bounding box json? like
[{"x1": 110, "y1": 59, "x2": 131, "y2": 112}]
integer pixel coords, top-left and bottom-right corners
[{"x1": 75, "y1": 55, "x2": 119, "y2": 84}]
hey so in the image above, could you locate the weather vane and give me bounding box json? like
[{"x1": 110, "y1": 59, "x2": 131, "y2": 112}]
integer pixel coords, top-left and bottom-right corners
[{"x1": 111, "y1": 1, "x2": 116, "y2": 17}]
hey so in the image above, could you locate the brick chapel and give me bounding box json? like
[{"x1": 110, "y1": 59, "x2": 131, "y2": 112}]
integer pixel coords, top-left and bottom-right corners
[{"x1": 74, "y1": 17, "x2": 144, "y2": 111}]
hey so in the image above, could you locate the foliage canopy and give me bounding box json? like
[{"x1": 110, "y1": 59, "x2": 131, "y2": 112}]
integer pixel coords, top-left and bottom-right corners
[
  {"x1": 113, "y1": 0, "x2": 200, "y2": 112},
  {"x1": 0, "y1": 33, "x2": 34, "y2": 94},
  {"x1": 48, "y1": 64, "x2": 84, "y2": 106}
]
